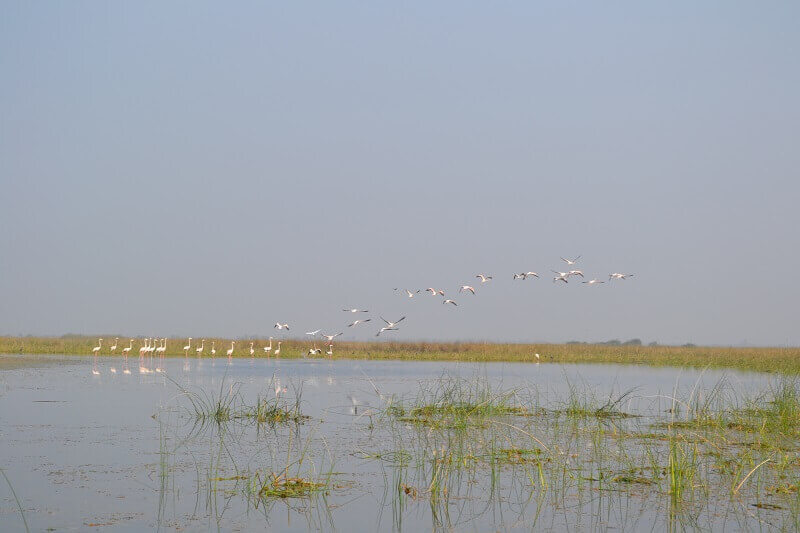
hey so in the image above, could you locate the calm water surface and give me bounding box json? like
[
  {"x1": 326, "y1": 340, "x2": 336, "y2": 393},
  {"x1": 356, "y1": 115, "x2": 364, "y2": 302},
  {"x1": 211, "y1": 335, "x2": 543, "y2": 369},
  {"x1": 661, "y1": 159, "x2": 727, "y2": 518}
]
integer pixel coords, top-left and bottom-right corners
[{"x1": 0, "y1": 355, "x2": 784, "y2": 531}]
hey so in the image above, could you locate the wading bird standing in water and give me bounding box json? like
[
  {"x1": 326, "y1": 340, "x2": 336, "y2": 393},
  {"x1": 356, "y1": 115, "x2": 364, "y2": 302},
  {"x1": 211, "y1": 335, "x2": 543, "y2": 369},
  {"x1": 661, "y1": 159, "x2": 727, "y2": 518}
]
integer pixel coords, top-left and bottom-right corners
[
  {"x1": 196, "y1": 339, "x2": 204, "y2": 357},
  {"x1": 274, "y1": 341, "x2": 282, "y2": 356},
  {"x1": 121, "y1": 339, "x2": 133, "y2": 374},
  {"x1": 155, "y1": 338, "x2": 166, "y2": 372},
  {"x1": 92, "y1": 338, "x2": 102, "y2": 375},
  {"x1": 109, "y1": 338, "x2": 118, "y2": 354},
  {"x1": 263, "y1": 337, "x2": 273, "y2": 355},
  {"x1": 183, "y1": 338, "x2": 192, "y2": 357}
]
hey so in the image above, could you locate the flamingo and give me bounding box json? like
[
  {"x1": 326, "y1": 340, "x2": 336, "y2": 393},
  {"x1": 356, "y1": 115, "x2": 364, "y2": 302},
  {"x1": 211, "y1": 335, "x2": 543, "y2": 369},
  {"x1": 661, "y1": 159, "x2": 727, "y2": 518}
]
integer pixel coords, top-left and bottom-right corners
[
  {"x1": 405, "y1": 289, "x2": 420, "y2": 298},
  {"x1": 274, "y1": 341, "x2": 282, "y2": 356},
  {"x1": 121, "y1": 339, "x2": 133, "y2": 374},
  {"x1": 155, "y1": 338, "x2": 166, "y2": 372},
  {"x1": 377, "y1": 316, "x2": 404, "y2": 336},
  {"x1": 561, "y1": 255, "x2": 581, "y2": 266},
  {"x1": 274, "y1": 323, "x2": 290, "y2": 330},
  {"x1": 342, "y1": 308, "x2": 369, "y2": 313},
  {"x1": 305, "y1": 329, "x2": 322, "y2": 336},
  {"x1": 326, "y1": 344, "x2": 333, "y2": 357},
  {"x1": 183, "y1": 338, "x2": 192, "y2": 356},
  {"x1": 476, "y1": 274, "x2": 492, "y2": 283},
  {"x1": 583, "y1": 279, "x2": 605, "y2": 285},
  {"x1": 139, "y1": 338, "x2": 152, "y2": 374},
  {"x1": 249, "y1": 342, "x2": 255, "y2": 357},
  {"x1": 321, "y1": 333, "x2": 342, "y2": 343},
  {"x1": 348, "y1": 319, "x2": 371, "y2": 327},
  {"x1": 263, "y1": 337, "x2": 273, "y2": 355},
  {"x1": 443, "y1": 299, "x2": 457, "y2": 306},
  {"x1": 109, "y1": 337, "x2": 119, "y2": 353},
  {"x1": 609, "y1": 272, "x2": 634, "y2": 281},
  {"x1": 568, "y1": 270, "x2": 584, "y2": 278},
  {"x1": 307, "y1": 345, "x2": 323, "y2": 356},
  {"x1": 459, "y1": 285, "x2": 476, "y2": 294},
  {"x1": 196, "y1": 339, "x2": 205, "y2": 357},
  {"x1": 226, "y1": 341, "x2": 235, "y2": 357},
  {"x1": 425, "y1": 287, "x2": 445, "y2": 296},
  {"x1": 92, "y1": 338, "x2": 102, "y2": 375}
]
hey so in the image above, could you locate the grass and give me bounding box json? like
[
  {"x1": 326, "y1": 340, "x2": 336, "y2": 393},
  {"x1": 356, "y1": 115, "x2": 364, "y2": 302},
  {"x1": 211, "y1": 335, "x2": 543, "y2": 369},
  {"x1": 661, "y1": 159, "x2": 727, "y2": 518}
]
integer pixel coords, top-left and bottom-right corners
[
  {"x1": 387, "y1": 375, "x2": 533, "y2": 429},
  {"x1": 3, "y1": 335, "x2": 800, "y2": 374}
]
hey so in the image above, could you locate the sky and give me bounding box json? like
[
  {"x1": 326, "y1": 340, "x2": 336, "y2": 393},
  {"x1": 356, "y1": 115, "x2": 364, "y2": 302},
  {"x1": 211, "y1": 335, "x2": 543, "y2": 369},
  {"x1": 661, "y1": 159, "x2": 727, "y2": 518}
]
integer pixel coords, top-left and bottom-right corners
[{"x1": 1, "y1": 2, "x2": 799, "y2": 346}]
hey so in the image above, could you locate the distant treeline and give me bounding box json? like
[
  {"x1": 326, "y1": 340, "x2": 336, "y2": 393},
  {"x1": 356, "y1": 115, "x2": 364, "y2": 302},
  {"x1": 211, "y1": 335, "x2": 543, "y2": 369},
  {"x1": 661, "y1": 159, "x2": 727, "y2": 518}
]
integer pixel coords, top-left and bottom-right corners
[{"x1": 567, "y1": 339, "x2": 698, "y2": 347}]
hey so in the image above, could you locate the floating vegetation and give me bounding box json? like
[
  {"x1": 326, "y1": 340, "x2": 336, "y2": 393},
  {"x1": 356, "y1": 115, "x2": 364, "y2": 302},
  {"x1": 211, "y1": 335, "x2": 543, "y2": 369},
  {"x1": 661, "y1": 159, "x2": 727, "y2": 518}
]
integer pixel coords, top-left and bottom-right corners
[{"x1": 250, "y1": 471, "x2": 328, "y2": 500}]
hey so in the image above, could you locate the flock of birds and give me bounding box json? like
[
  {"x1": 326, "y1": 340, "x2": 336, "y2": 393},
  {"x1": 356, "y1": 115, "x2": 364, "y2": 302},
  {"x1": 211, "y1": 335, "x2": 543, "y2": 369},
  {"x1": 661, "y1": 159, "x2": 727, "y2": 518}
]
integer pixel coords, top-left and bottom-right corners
[{"x1": 89, "y1": 255, "x2": 634, "y2": 375}]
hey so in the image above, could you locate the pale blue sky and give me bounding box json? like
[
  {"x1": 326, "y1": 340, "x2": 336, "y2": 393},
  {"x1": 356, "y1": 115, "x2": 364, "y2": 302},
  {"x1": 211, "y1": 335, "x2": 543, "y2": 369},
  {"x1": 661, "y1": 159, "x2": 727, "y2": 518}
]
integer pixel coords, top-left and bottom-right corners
[{"x1": 2, "y1": 2, "x2": 798, "y2": 345}]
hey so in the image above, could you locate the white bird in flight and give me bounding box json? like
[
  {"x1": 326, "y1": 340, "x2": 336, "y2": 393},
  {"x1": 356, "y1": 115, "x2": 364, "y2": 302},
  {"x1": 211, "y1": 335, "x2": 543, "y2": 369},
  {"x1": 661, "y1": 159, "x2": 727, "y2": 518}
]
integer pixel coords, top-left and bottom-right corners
[
  {"x1": 321, "y1": 333, "x2": 343, "y2": 342},
  {"x1": 443, "y1": 299, "x2": 457, "y2": 306},
  {"x1": 459, "y1": 285, "x2": 476, "y2": 294},
  {"x1": 275, "y1": 323, "x2": 290, "y2": 330},
  {"x1": 568, "y1": 270, "x2": 584, "y2": 278},
  {"x1": 552, "y1": 272, "x2": 569, "y2": 283},
  {"x1": 476, "y1": 274, "x2": 492, "y2": 283},
  {"x1": 583, "y1": 279, "x2": 605, "y2": 285},
  {"x1": 377, "y1": 316, "x2": 405, "y2": 336},
  {"x1": 609, "y1": 272, "x2": 634, "y2": 281},
  {"x1": 348, "y1": 319, "x2": 371, "y2": 327},
  {"x1": 343, "y1": 308, "x2": 369, "y2": 313},
  {"x1": 425, "y1": 287, "x2": 445, "y2": 296},
  {"x1": 561, "y1": 255, "x2": 581, "y2": 266},
  {"x1": 405, "y1": 289, "x2": 420, "y2": 298},
  {"x1": 305, "y1": 329, "x2": 322, "y2": 336}
]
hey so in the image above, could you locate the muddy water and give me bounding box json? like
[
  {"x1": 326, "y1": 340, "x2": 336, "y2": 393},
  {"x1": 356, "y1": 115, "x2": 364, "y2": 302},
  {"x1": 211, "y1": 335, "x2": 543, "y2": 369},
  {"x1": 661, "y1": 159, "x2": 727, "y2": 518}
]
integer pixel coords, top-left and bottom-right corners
[{"x1": 0, "y1": 355, "x2": 781, "y2": 531}]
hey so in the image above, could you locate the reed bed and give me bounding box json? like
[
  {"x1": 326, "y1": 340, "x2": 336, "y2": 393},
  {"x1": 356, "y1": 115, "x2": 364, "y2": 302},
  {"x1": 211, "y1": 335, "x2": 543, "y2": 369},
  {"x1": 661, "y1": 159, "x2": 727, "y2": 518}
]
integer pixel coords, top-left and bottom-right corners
[{"x1": 3, "y1": 335, "x2": 799, "y2": 374}]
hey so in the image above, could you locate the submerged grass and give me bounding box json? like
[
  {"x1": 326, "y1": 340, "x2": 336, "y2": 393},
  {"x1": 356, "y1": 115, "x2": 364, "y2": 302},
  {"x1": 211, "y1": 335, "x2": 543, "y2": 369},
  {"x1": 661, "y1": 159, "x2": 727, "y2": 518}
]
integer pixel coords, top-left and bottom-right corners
[{"x1": 4, "y1": 335, "x2": 800, "y2": 374}]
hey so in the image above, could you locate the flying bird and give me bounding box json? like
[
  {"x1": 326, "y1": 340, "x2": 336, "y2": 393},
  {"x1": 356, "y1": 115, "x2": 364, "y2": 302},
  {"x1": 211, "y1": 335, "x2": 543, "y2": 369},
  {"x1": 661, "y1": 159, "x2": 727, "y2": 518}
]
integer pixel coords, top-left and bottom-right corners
[
  {"x1": 405, "y1": 289, "x2": 420, "y2": 298},
  {"x1": 305, "y1": 329, "x2": 322, "y2": 336},
  {"x1": 321, "y1": 333, "x2": 343, "y2": 342},
  {"x1": 476, "y1": 274, "x2": 492, "y2": 283},
  {"x1": 343, "y1": 308, "x2": 369, "y2": 313},
  {"x1": 561, "y1": 256, "x2": 581, "y2": 266},
  {"x1": 377, "y1": 316, "x2": 405, "y2": 336},
  {"x1": 425, "y1": 287, "x2": 445, "y2": 296},
  {"x1": 443, "y1": 299, "x2": 458, "y2": 306},
  {"x1": 609, "y1": 273, "x2": 635, "y2": 281},
  {"x1": 583, "y1": 279, "x2": 605, "y2": 285},
  {"x1": 459, "y1": 285, "x2": 476, "y2": 294},
  {"x1": 348, "y1": 319, "x2": 371, "y2": 327},
  {"x1": 275, "y1": 323, "x2": 290, "y2": 330},
  {"x1": 568, "y1": 270, "x2": 584, "y2": 278}
]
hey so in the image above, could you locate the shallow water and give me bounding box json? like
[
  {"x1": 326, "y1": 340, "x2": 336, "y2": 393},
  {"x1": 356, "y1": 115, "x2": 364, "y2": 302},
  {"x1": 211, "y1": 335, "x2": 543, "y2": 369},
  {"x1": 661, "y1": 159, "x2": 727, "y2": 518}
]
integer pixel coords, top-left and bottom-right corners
[{"x1": 0, "y1": 355, "x2": 793, "y2": 531}]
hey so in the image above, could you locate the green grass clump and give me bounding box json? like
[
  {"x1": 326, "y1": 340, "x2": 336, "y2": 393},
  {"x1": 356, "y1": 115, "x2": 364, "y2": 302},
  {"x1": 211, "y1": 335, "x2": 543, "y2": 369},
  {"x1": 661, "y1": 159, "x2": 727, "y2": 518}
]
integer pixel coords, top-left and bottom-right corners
[
  {"x1": 250, "y1": 471, "x2": 328, "y2": 499},
  {"x1": 391, "y1": 376, "x2": 532, "y2": 429}
]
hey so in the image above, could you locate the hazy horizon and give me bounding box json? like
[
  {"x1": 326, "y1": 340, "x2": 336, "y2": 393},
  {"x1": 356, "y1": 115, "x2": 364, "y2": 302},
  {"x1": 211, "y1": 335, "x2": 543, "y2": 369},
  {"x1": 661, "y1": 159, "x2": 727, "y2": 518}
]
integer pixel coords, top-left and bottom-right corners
[{"x1": 2, "y1": 3, "x2": 799, "y2": 346}]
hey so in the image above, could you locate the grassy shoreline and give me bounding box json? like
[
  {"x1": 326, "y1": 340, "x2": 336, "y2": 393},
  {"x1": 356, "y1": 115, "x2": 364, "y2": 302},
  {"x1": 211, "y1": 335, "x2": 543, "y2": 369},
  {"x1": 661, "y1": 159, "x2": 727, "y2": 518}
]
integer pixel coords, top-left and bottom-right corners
[{"x1": 1, "y1": 336, "x2": 798, "y2": 374}]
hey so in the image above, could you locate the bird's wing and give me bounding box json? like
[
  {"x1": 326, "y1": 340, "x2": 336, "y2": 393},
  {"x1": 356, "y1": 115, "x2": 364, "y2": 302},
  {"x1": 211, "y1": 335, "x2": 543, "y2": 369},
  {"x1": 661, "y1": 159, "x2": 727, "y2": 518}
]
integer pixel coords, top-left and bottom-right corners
[
  {"x1": 395, "y1": 316, "x2": 406, "y2": 323},
  {"x1": 380, "y1": 316, "x2": 390, "y2": 325}
]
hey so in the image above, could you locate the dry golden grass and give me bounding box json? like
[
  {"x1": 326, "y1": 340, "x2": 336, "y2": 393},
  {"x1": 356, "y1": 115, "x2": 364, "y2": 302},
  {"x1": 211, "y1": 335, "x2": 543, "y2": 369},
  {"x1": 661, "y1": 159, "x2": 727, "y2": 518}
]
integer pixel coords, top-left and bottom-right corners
[{"x1": 1, "y1": 336, "x2": 798, "y2": 374}]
